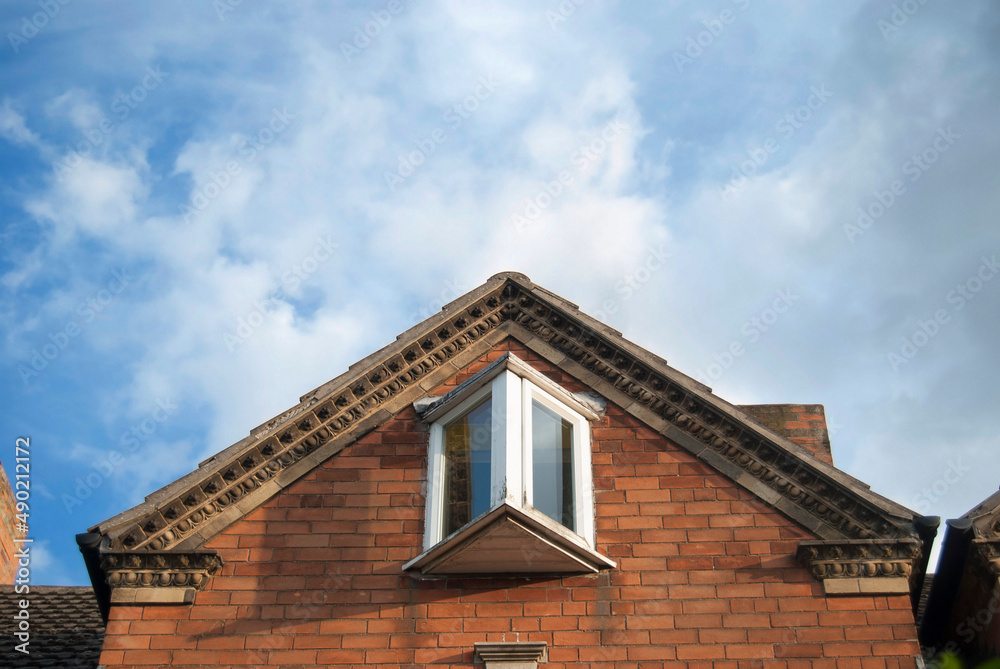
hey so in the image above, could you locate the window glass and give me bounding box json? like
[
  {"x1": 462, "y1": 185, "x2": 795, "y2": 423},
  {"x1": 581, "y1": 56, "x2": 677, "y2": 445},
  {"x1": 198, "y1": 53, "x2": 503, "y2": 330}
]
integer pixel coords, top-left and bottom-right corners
[
  {"x1": 531, "y1": 400, "x2": 575, "y2": 531},
  {"x1": 443, "y1": 396, "x2": 492, "y2": 536}
]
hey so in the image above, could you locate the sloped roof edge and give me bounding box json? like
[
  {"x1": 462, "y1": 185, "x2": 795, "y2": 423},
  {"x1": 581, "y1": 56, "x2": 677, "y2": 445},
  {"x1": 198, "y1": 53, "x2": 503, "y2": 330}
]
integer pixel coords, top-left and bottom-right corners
[
  {"x1": 961, "y1": 488, "x2": 1000, "y2": 535},
  {"x1": 89, "y1": 272, "x2": 922, "y2": 556}
]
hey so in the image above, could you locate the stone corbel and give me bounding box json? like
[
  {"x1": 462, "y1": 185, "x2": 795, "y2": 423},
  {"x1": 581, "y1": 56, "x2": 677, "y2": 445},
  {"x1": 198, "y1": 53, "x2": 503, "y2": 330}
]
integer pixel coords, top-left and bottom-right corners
[
  {"x1": 474, "y1": 641, "x2": 548, "y2": 669},
  {"x1": 797, "y1": 539, "x2": 922, "y2": 596},
  {"x1": 101, "y1": 550, "x2": 222, "y2": 605},
  {"x1": 970, "y1": 538, "x2": 1000, "y2": 581}
]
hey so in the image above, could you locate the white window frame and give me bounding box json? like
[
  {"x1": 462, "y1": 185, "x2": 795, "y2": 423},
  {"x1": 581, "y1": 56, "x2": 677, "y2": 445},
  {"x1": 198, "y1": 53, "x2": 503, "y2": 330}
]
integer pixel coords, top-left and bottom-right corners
[
  {"x1": 422, "y1": 356, "x2": 596, "y2": 551},
  {"x1": 521, "y1": 382, "x2": 594, "y2": 547}
]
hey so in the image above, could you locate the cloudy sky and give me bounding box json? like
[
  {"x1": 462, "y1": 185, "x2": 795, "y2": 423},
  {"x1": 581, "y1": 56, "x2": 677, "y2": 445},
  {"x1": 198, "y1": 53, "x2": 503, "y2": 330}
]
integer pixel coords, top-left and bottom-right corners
[{"x1": 1, "y1": 1, "x2": 997, "y2": 585}]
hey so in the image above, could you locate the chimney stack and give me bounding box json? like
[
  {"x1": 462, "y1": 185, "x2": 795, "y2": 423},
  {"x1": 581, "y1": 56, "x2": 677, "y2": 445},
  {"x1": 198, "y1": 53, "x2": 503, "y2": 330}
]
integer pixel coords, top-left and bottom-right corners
[{"x1": 737, "y1": 404, "x2": 833, "y2": 465}]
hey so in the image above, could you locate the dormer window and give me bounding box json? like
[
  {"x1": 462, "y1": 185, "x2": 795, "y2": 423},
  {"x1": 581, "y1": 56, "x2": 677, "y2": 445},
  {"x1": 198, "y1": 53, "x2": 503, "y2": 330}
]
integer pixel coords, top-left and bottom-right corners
[{"x1": 405, "y1": 353, "x2": 615, "y2": 576}]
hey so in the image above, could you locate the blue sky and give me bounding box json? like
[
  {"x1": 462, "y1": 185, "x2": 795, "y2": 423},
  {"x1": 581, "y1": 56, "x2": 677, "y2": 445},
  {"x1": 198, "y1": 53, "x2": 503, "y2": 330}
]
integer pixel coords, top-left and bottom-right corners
[{"x1": 1, "y1": 1, "x2": 998, "y2": 585}]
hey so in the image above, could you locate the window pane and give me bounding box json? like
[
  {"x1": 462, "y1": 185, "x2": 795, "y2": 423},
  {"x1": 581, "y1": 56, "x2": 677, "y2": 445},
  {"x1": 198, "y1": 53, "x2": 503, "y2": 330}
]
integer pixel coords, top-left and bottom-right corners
[
  {"x1": 443, "y1": 396, "x2": 492, "y2": 536},
  {"x1": 532, "y1": 400, "x2": 575, "y2": 531}
]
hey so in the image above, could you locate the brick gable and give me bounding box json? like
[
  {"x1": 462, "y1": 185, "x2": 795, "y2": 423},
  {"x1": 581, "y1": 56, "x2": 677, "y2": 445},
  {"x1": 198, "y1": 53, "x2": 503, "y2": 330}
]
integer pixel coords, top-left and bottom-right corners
[{"x1": 98, "y1": 340, "x2": 922, "y2": 668}]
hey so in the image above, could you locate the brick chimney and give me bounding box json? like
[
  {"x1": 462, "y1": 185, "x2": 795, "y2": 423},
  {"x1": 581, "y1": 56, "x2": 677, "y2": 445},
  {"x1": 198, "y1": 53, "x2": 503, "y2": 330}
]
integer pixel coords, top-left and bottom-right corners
[{"x1": 737, "y1": 404, "x2": 833, "y2": 465}]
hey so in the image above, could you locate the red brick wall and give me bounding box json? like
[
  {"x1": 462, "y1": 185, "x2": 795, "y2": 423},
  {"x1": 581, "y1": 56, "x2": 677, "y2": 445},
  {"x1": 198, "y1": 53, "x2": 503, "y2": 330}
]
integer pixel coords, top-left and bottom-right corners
[
  {"x1": 98, "y1": 340, "x2": 921, "y2": 668},
  {"x1": 0, "y1": 461, "x2": 23, "y2": 585}
]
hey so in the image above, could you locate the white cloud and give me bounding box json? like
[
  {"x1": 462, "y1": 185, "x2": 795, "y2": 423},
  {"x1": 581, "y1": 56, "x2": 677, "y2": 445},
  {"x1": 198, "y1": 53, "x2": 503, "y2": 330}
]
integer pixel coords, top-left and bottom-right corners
[
  {"x1": 26, "y1": 157, "x2": 146, "y2": 239},
  {"x1": 0, "y1": 99, "x2": 44, "y2": 149},
  {"x1": 45, "y1": 89, "x2": 104, "y2": 132}
]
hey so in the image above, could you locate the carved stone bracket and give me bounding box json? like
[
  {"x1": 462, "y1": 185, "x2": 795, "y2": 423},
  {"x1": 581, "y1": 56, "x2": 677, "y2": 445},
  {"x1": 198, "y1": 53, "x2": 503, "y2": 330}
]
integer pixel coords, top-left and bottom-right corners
[
  {"x1": 970, "y1": 538, "x2": 1000, "y2": 580},
  {"x1": 474, "y1": 641, "x2": 548, "y2": 669},
  {"x1": 101, "y1": 551, "x2": 222, "y2": 590},
  {"x1": 797, "y1": 539, "x2": 922, "y2": 581}
]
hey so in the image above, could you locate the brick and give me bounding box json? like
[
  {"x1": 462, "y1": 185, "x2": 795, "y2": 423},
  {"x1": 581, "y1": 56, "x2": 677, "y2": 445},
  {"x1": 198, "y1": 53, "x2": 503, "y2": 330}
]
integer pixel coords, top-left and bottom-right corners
[
  {"x1": 824, "y1": 643, "x2": 875, "y2": 657},
  {"x1": 764, "y1": 582, "x2": 818, "y2": 597},
  {"x1": 601, "y1": 629, "x2": 651, "y2": 645},
  {"x1": 771, "y1": 612, "x2": 818, "y2": 627},
  {"x1": 122, "y1": 650, "x2": 174, "y2": 665},
  {"x1": 723, "y1": 614, "x2": 772, "y2": 628},
  {"x1": 866, "y1": 610, "x2": 915, "y2": 625},
  {"x1": 669, "y1": 584, "x2": 717, "y2": 599},
  {"x1": 631, "y1": 645, "x2": 683, "y2": 660},
  {"x1": 668, "y1": 556, "x2": 715, "y2": 570},
  {"x1": 677, "y1": 644, "x2": 727, "y2": 660},
  {"x1": 872, "y1": 641, "x2": 920, "y2": 656},
  {"x1": 682, "y1": 599, "x2": 730, "y2": 614},
  {"x1": 688, "y1": 569, "x2": 736, "y2": 585},
  {"x1": 820, "y1": 611, "x2": 870, "y2": 627},
  {"x1": 727, "y1": 644, "x2": 777, "y2": 659},
  {"x1": 126, "y1": 620, "x2": 177, "y2": 635},
  {"x1": 634, "y1": 599, "x2": 684, "y2": 616},
  {"x1": 196, "y1": 635, "x2": 246, "y2": 650},
  {"x1": 845, "y1": 625, "x2": 895, "y2": 641},
  {"x1": 700, "y1": 628, "x2": 749, "y2": 644},
  {"x1": 749, "y1": 628, "x2": 796, "y2": 644},
  {"x1": 316, "y1": 649, "x2": 366, "y2": 663},
  {"x1": 649, "y1": 629, "x2": 700, "y2": 644},
  {"x1": 103, "y1": 634, "x2": 151, "y2": 650},
  {"x1": 776, "y1": 644, "x2": 824, "y2": 658},
  {"x1": 828, "y1": 596, "x2": 879, "y2": 611},
  {"x1": 675, "y1": 613, "x2": 724, "y2": 629},
  {"x1": 718, "y1": 583, "x2": 766, "y2": 598}
]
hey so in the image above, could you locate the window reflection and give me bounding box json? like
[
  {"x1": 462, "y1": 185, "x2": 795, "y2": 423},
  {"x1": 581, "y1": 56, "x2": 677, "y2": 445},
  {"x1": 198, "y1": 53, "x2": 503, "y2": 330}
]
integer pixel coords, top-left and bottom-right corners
[
  {"x1": 443, "y1": 397, "x2": 492, "y2": 536},
  {"x1": 532, "y1": 400, "x2": 575, "y2": 531}
]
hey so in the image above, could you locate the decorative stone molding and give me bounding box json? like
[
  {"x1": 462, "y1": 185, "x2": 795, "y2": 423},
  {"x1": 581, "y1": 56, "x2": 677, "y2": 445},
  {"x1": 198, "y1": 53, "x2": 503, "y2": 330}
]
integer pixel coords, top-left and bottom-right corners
[
  {"x1": 500, "y1": 282, "x2": 912, "y2": 541},
  {"x1": 93, "y1": 274, "x2": 922, "y2": 593},
  {"x1": 820, "y1": 577, "x2": 910, "y2": 596},
  {"x1": 797, "y1": 539, "x2": 922, "y2": 584},
  {"x1": 110, "y1": 587, "x2": 196, "y2": 605},
  {"x1": 970, "y1": 538, "x2": 1000, "y2": 580},
  {"x1": 474, "y1": 641, "x2": 547, "y2": 669},
  {"x1": 100, "y1": 551, "x2": 222, "y2": 590},
  {"x1": 106, "y1": 291, "x2": 509, "y2": 553}
]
